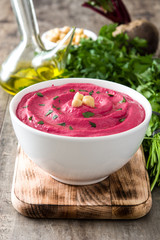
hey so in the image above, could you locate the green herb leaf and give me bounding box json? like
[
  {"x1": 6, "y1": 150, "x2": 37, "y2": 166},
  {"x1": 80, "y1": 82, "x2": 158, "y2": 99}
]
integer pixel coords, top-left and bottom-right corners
[
  {"x1": 119, "y1": 97, "x2": 126, "y2": 103},
  {"x1": 53, "y1": 115, "x2": 58, "y2": 120},
  {"x1": 58, "y1": 122, "x2": 66, "y2": 126},
  {"x1": 23, "y1": 105, "x2": 28, "y2": 108},
  {"x1": 36, "y1": 92, "x2": 43, "y2": 97},
  {"x1": 89, "y1": 90, "x2": 94, "y2": 96},
  {"x1": 45, "y1": 110, "x2": 53, "y2": 116},
  {"x1": 79, "y1": 89, "x2": 88, "y2": 92},
  {"x1": 37, "y1": 121, "x2": 44, "y2": 125},
  {"x1": 70, "y1": 89, "x2": 75, "y2": 92},
  {"x1": 69, "y1": 126, "x2": 73, "y2": 130},
  {"x1": 96, "y1": 91, "x2": 100, "y2": 94},
  {"x1": 119, "y1": 118, "x2": 126, "y2": 122},
  {"x1": 52, "y1": 105, "x2": 60, "y2": 110},
  {"x1": 53, "y1": 96, "x2": 59, "y2": 100},
  {"x1": 108, "y1": 93, "x2": 114, "y2": 97},
  {"x1": 39, "y1": 104, "x2": 45, "y2": 106},
  {"x1": 82, "y1": 111, "x2": 95, "y2": 118},
  {"x1": 116, "y1": 108, "x2": 122, "y2": 111},
  {"x1": 28, "y1": 116, "x2": 32, "y2": 120},
  {"x1": 89, "y1": 121, "x2": 96, "y2": 128}
]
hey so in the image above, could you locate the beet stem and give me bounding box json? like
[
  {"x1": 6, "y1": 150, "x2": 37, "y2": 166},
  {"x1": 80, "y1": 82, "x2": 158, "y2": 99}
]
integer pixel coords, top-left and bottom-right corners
[{"x1": 82, "y1": 0, "x2": 131, "y2": 24}]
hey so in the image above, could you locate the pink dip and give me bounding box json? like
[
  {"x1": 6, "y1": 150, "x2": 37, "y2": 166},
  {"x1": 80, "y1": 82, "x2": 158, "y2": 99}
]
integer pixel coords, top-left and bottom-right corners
[{"x1": 16, "y1": 83, "x2": 145, "y2": 137}]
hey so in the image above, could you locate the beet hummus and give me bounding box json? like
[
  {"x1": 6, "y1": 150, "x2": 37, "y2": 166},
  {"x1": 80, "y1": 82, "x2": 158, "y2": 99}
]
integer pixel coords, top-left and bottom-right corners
[{"x1": 16, "y1": 83, "x2": 145, "y2": 137}]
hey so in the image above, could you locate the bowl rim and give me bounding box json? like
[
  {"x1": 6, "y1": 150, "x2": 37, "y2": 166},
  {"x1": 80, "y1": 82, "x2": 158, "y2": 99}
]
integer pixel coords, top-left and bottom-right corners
[{"x1": 9, "y1": 78, "x2": 152, "y2": 142}]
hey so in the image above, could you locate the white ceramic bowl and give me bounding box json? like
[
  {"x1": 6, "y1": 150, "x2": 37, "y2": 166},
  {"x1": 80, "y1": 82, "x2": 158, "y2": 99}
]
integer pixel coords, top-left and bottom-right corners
[
  {"x1": 42, "y1": 28, "x2": 97, "y2": 50},
  {"x1": 10, "y1": 78, "x2": 152, "y2": 185}
]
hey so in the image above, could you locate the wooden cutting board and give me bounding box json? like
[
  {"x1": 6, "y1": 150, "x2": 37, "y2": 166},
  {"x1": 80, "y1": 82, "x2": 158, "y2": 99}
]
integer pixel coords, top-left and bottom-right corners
[{"x1": 11, "y1": 146, "x2": 152, "y2": 219}]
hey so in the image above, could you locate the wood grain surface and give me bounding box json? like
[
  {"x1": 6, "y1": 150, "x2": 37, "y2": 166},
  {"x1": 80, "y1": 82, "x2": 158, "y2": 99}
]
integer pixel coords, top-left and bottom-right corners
[
  {"x1": 1, "y1": 0, "x2": 160, "y2": 239},
  {"x1": 11, "y1": 146, "x2": 151, "y2": 219}
]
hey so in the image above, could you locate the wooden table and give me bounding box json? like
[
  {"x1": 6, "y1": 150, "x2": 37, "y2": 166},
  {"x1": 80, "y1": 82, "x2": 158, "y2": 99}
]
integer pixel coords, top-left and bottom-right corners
[{"x1": 0, "y1": 0, "x2": 160, "y2": 239}]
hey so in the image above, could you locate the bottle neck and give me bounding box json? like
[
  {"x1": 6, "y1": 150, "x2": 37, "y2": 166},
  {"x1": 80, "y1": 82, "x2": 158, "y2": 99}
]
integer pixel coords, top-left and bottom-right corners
[{"x1": 11, "y1": 0, "x2": 45, "y2": 49}]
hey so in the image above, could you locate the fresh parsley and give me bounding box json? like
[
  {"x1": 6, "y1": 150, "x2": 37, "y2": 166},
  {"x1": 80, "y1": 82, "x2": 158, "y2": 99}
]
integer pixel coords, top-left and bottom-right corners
[
  {"x1": 52, "y1": 105, "x2": 60, "y2": 110},
  {"x1": 119, "y1": 118, "x2": 126, "y2": 122},
  {"x1": 70, "y1": 89, "x2": 75, "y2": 92},
  {"x1": 119, "y1": 97, "x2": 126, "y2": 103},
  {"x1": 36, "y1": 92, "x2": 43, "y2": 97},
  {"x1": 45, "y1": 110, "x2": 53, "y2": 116},
  {"x1": 37, "y1": 121, "x2": 44, "y2": 125},
  {"x1": 89, "y1": 90, "x2": 94, "y2": 96},
  {"x1": 58, "y1": 122, "x2": 66, "y2": 126},
  {"x1": 53, "y1": 96, "x2": 59, "y2": 100},
  {"x1": 108, "y1": 93, "x2": 114, "y2": 97},
  {"x1": 89, "y1": 121, "x2": 96, "y2": 128},
  {"x1": 82, "y1": 111, "x2": 94, "y2": 118},
  {"x1": 53, "y1": 115, "x2": 58, "y2": 120},
  {"x1": 79, "y1": 89, "x2": 88, "y2": 92}
]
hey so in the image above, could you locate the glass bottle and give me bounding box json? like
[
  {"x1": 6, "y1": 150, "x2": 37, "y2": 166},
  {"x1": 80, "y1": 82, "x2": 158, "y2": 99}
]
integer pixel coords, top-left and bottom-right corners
[{"x1": 0, "y1": 0, "x2": 75, "y2": 95}]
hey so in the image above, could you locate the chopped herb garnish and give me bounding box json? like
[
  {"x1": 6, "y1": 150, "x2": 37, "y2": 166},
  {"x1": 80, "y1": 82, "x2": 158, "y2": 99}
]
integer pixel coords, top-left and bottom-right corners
[
  {"x1": 53, "y1": 96, "x2": 59, "y2": 100},
  {"x1": 69, "y1": 126, "x2": 73, "y2": 130},
  {"x1": 37, "y1": 121, "x2": 44, "y2": 125},
  {"x1": 36, "y1": 92, "x2": 43, "y2": 97},
  {"x1": 89, "y1": 121, "x2": 96, "y2": 128},
  {"x1": 53, "y1": 115, "x2": 58, "y2": 120},
  {"x1": 23, "y1": 105, "x2": 28, "y2": 108},
  {"x1": 52, "y1": 105, "x2": 60, "y2": 110},
  {"x1": 119, "y1": 118, "x2": 126, "y2": 122},
  {"x1": 96, "y1": 91, "x2": 100, "y2": 94},
  {"x1": 116, "y1": 108, "x2": 122, "y2": 111},
  {"x1": 39, "y1": 104, "x2": 45, "y2": 106},
  {"x1": 89, "y1": 90, "x2": 94, "y2": 96},
  {"x1": 82, "y1": 111, "x2": 95, "y2": 118},
  {"x1": 79, "y1": 89, "x2": 88, "y2": 92},
  {"x1": 70, "y1": 89, "x2": 75, "y2": 92},
  {"x1": 108, "y1": 93, "x2": 114, "y2": 97},
  {"x1": 58, "y1": 122, "x2": 66, "y2": 126},
  {"x1": 119, "y1": 97, "x2": 126, "y2": 103},
  {"x1": 45, "y1": 110, "x2": 53, "y2": 116},
  {"x1": 28, "y1": 116, "x2": 32, "y2": 121},
  {"x1": 58, "y1": 99, "x2": 60, "y2": 103}
]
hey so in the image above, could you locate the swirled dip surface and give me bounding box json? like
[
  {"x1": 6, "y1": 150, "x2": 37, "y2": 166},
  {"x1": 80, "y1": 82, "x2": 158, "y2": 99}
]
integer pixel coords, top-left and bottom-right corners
[{"x1": 16, "y1": 83, "x2": 145, "y2": 137}]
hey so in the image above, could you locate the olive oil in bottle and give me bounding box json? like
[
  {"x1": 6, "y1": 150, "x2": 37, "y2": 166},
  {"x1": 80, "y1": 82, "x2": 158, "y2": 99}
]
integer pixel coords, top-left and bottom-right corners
[
  {"x1": 0, "y1": 65, "x2": 63, "y2": 95},
  {"x1": 0, "y1": 0, "x2": 74, "y2": 95}
]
